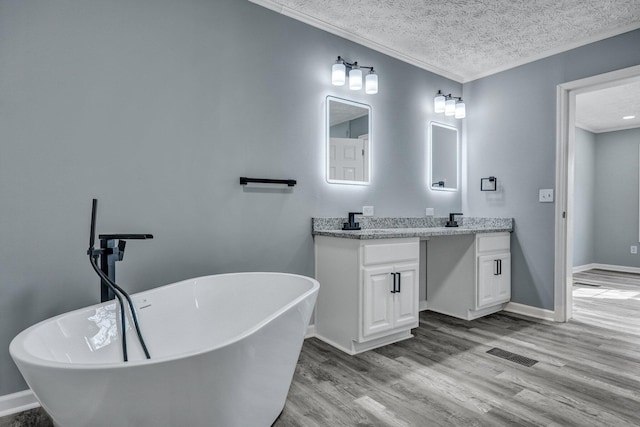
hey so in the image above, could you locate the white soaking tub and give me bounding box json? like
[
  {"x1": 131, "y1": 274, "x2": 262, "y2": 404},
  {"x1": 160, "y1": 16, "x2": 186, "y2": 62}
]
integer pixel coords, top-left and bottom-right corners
[{"x1": 10, "y1": 272, "x2": 319, "y2": 427}]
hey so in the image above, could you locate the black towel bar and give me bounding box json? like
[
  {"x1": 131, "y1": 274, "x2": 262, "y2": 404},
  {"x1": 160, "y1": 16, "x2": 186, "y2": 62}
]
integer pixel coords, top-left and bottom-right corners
[{"x1": 239, "y1": 177, "x2": 297, "y2": 187}]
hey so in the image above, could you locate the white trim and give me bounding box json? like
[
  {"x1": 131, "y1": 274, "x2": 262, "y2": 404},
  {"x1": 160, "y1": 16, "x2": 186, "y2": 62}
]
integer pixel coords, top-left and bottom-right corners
[
  {"x1": 572, "y1": 263, "x2": 598, "y2": 273},
  {"x1": 574, "y1": 263, "x2": 640, "y2": 275},
  {"x1": 0, "y1": 390, "x2": 39, "y2": 418},
  {"x1": 304, "y1": 324, "x2": 317, "y2": 339},
  {"x1": 247, "y1": 0, "x2": 640, "y2": 83},
  {"x1": 503, "y1": 302, "x2": 556, "y2": 322},
  {"x1": 576, "y1": 122, "x2": 640, "y2": 133},
  {"x1": 554, "y1": 83, "x2": 572, "y2": 322},
  {"x1": 555, "y1": 65, "x2": 640, "y2": 324},
  {"x1": 574, "y1": 122, "x2": 598, "y2": 133},
  {"x1": 575, "y1": 121, "x2": 640, "y2": 134}
]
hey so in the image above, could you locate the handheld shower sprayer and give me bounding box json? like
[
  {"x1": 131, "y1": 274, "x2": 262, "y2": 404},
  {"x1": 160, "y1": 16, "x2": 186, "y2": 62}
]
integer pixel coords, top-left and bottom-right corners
[{"x1": 87, "y1": 198, "x2": 151, "y2": 361}]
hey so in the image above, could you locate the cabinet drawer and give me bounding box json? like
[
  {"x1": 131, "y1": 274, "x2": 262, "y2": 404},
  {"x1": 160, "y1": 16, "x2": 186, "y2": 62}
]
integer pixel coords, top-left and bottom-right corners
[
  {"x1": 477, "y1": 233, "x2": 510, "y2": 253},
  {"x1": 362, "y1": 241, "x2": 419, "y2": 266}
]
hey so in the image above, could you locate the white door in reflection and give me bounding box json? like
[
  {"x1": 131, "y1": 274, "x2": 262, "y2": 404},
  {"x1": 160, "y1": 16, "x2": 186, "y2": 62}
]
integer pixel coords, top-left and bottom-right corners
[{"x1": 329, "y1": 135, "x2": 368, "y2": 181}]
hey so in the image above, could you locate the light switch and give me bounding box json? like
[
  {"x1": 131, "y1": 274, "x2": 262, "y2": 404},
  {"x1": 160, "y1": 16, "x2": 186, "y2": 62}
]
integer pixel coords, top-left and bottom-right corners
[
  {"x1": 362, "y1": 206, "x2": 374, "y2": 216},
  {"x1": 539, "y1": 189, "x2": 554, "y2": 203},
  {"x1": 425, "y1": 208, "x2": 434, "y2": 216}
]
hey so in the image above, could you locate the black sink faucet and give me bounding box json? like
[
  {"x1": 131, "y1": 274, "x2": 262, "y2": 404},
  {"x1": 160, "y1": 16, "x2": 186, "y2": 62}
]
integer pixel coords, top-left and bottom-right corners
[
  {"x1": 446, "y1": 212, "x2": 463, "y2": 227},
  {"x1": 343, "y1": 212, "x2": 363, "y2": 230}
]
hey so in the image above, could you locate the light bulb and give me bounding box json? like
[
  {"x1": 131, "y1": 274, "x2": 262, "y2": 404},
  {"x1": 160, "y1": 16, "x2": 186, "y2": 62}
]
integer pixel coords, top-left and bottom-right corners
[
  {"x1": 455, "y1": 100, "x2": 466, "y2": 119},
  {"x1": 349, "y1": 67, "x2": 362, "y2": 90},
  {"x1": 365, "y1": 71, "x2": 378, "y2": 94},
  {"x1": 332, "y1": 61, "x2": 346, "y2": 86},
  {"x1": 444, "y1": 98, "x2": 455, "y2": 116},
  {"x1": 434, "y1": 91, "x2": 446, "y2": 113}
]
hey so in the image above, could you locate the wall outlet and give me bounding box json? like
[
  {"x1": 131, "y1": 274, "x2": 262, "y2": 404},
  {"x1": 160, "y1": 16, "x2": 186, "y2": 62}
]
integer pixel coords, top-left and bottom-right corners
[
  {"x1": 362, "y1": 206, "x2": 374, "y2": 216},
  {"x1": 539, "y1": 189, "x2": 554, "y2": 203},
  {"x1": 632, "y1": 246, "x2": 638, "y2": 254},
  {"x1": 425, "y1": 208, "x2": 434, "y2": 216}
]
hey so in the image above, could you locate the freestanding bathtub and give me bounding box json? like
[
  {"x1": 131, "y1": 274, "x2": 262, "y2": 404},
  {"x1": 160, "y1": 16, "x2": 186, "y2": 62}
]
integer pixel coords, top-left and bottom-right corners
[{"x1": 10, "y1": 272, "x2": 319, "y2": 427}]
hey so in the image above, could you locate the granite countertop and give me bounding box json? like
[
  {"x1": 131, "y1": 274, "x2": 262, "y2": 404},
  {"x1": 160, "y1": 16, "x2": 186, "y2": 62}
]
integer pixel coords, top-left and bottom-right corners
[{"x1": 312, "y1": 217, "x2": 513, "y2": 240}]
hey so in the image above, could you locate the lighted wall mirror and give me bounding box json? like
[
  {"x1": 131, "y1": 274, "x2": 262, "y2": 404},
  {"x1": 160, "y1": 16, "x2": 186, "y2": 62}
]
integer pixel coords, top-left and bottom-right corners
[
  {"x1": 429, "y1": 121, "x2": 459, "y2": 191},
  {"x1": 326, "y1": 96, "x2": 371, "y2": 185}
]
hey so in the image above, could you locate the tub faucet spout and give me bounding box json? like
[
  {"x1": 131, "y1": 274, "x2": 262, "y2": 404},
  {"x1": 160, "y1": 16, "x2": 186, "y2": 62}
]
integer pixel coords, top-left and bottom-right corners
[{"x1": 95, "y1": 233, "x2": 153, "y2": 302}]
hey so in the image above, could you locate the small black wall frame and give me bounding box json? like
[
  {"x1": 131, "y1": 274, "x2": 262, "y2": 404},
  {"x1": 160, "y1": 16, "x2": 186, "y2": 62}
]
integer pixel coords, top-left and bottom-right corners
[{"x1": 481, "y1": 176, "x2": 497, "y2": 191}]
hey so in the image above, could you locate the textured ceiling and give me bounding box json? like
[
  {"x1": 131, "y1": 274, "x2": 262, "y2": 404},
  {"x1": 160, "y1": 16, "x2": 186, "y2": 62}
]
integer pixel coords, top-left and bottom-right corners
[
  {"x1": 250, "y1": 0, "x2": 640, "y2": 83},
  {"x1": 576, "y1": 80, "x2": 640, "y2": 133},
  {"x1": 328, "y1": 99, "x2": 368, "y2": 127}
]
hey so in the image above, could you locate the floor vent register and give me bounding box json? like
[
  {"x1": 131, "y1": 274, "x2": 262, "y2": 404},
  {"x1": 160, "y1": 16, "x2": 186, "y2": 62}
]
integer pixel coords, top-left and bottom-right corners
[{"x1": 486, "y1": 347, "x2": 538, "y2": 367}]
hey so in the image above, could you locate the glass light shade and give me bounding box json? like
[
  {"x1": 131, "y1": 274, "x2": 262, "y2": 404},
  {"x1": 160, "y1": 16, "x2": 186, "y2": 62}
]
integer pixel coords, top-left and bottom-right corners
[
  {"x1": 454, "y1": 100, "x2": 466, "y2": 119},
  {"x1": 434, "y1": 94, "x2": 446, "y2": 113},
  {"x1": 444, "y1": 98, "x2": 456, "y2": 116},
  {"x1": 332, "y1": 62, "x2": 346, "y2": 86},
  {"x1": 365, "y1": 72, "x2": 378, "y2": 94},
  {"x1": 349, "y1": 68, "x2": 363, "y2": 90}
]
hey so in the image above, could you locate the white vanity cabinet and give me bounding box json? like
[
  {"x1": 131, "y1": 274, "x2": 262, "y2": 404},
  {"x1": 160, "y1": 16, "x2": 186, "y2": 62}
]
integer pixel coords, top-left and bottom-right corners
[
  {"x1": 427, "y1": 232, "x2": 511, "y2": 320},
  {"x1": 314, "y1": 236, "x2": 420, "y2": 355}
]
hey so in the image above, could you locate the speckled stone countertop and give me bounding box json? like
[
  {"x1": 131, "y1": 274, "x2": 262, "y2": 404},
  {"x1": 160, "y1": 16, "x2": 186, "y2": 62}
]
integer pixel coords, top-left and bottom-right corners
[{"x1": 312, "y1": 217, "x2": 513, "y2": 240}]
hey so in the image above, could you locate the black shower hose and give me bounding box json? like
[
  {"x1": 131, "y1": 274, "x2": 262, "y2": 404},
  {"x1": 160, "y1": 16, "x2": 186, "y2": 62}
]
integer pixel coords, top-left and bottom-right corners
[{"x1": 89, "y1": 255, "x2": 151, "y2": 361}]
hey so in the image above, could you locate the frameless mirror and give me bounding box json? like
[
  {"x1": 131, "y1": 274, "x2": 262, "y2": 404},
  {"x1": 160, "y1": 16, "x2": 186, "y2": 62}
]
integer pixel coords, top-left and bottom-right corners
[
  {"x1": 429, "y1": 121, "x2": 459, "y2": 191},
  {"x1": 326, "y1": 96, "x2": 371, "y2": 185}
]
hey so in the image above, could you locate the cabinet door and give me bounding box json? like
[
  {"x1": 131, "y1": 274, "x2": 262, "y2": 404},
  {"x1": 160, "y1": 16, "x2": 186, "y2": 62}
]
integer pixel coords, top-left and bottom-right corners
[
  {"x1": 495, "y1": 253, "x2": 511, "y2": 302},
  {"x1": 362, "y1": 265, "x2": 395, "y2": 337},
  {"x1": 393, "y1": 263, "x2": 419, "y2": 329},
  {"x1": 477, "y1": 253, "x2": 511, "y2": 308}
]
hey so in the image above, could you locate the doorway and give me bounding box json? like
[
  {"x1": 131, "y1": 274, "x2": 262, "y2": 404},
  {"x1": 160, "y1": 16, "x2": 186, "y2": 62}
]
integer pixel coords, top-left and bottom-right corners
[{"x1": 554, "y1": 64, "x2": 640, "y2": 321}]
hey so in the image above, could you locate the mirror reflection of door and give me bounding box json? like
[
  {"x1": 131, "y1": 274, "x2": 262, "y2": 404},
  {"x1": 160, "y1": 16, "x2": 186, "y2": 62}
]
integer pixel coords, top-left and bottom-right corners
[
  {"x1": 327, "y1": 97, "x2": 371, "y2": 184},
  {"x1": 329, "y1": 135, "x2": 368, "y2": 181}
]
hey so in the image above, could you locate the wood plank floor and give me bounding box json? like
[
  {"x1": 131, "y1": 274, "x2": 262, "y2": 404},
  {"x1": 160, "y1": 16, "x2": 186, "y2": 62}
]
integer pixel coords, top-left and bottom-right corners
[
  {"x1": 275, "y1": 269, "x2": 640, "y2": 427},
  {"x1": 573, "y1": 269, "x2": 640, "y2": 336}
]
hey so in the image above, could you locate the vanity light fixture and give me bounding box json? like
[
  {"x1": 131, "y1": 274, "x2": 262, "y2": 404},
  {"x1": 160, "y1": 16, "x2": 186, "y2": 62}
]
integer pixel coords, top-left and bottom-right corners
[
  {"x1": 349, "y1": 64, "x2": 363, "y2": 90},
  {"x1": 331, "y1": 56, "x2": 378, "y2": 94},
  {"x1": 434, "y1": 90, "x2": 466, "y2": 119},
  {"x1": 623, "y1": 115, "x2": 636, "y2": 120}
]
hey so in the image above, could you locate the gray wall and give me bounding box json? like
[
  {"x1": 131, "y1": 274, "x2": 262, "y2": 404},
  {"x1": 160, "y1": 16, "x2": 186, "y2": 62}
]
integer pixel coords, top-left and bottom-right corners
[
  {"x1": 330, "y1": 115, "x2": 369, "y2": 138},
  {"x1": 593, "y1": 128, "x2": 640, "y2": 267},
  {"x1": 463, "y1": 29, "x2": 640, "y2": 310},
  {"x1": 350, "y1": 115, "x2": 369, "y2": 138},
  {"x1": 573, "y1": 127, "x2": 597, "y2": 267},
  {"x1": 0, "y1": 0, "x2": 463, "y2": 395},
  {"x1": 573, "y1": 126, "x2": 640, "y2": 269}
]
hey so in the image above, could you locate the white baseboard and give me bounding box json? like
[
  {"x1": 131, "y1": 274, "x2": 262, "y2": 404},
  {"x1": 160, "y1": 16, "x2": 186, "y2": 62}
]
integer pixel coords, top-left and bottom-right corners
[
  {"x1": 503, "y1": 302, "x2": 556, "y2": 322},
  {"x1": 573, "y1": 263, "x2": 598, "y2": 273},
  {"x1": 0, "y1": 390, "x2": 39, "y2": 418},
  {"x1": 304, "y1": 324, "x2": 316, "y2": 339},
  {"x1": 573, "y1": 263, "x2": 640, "y2": 274}
]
